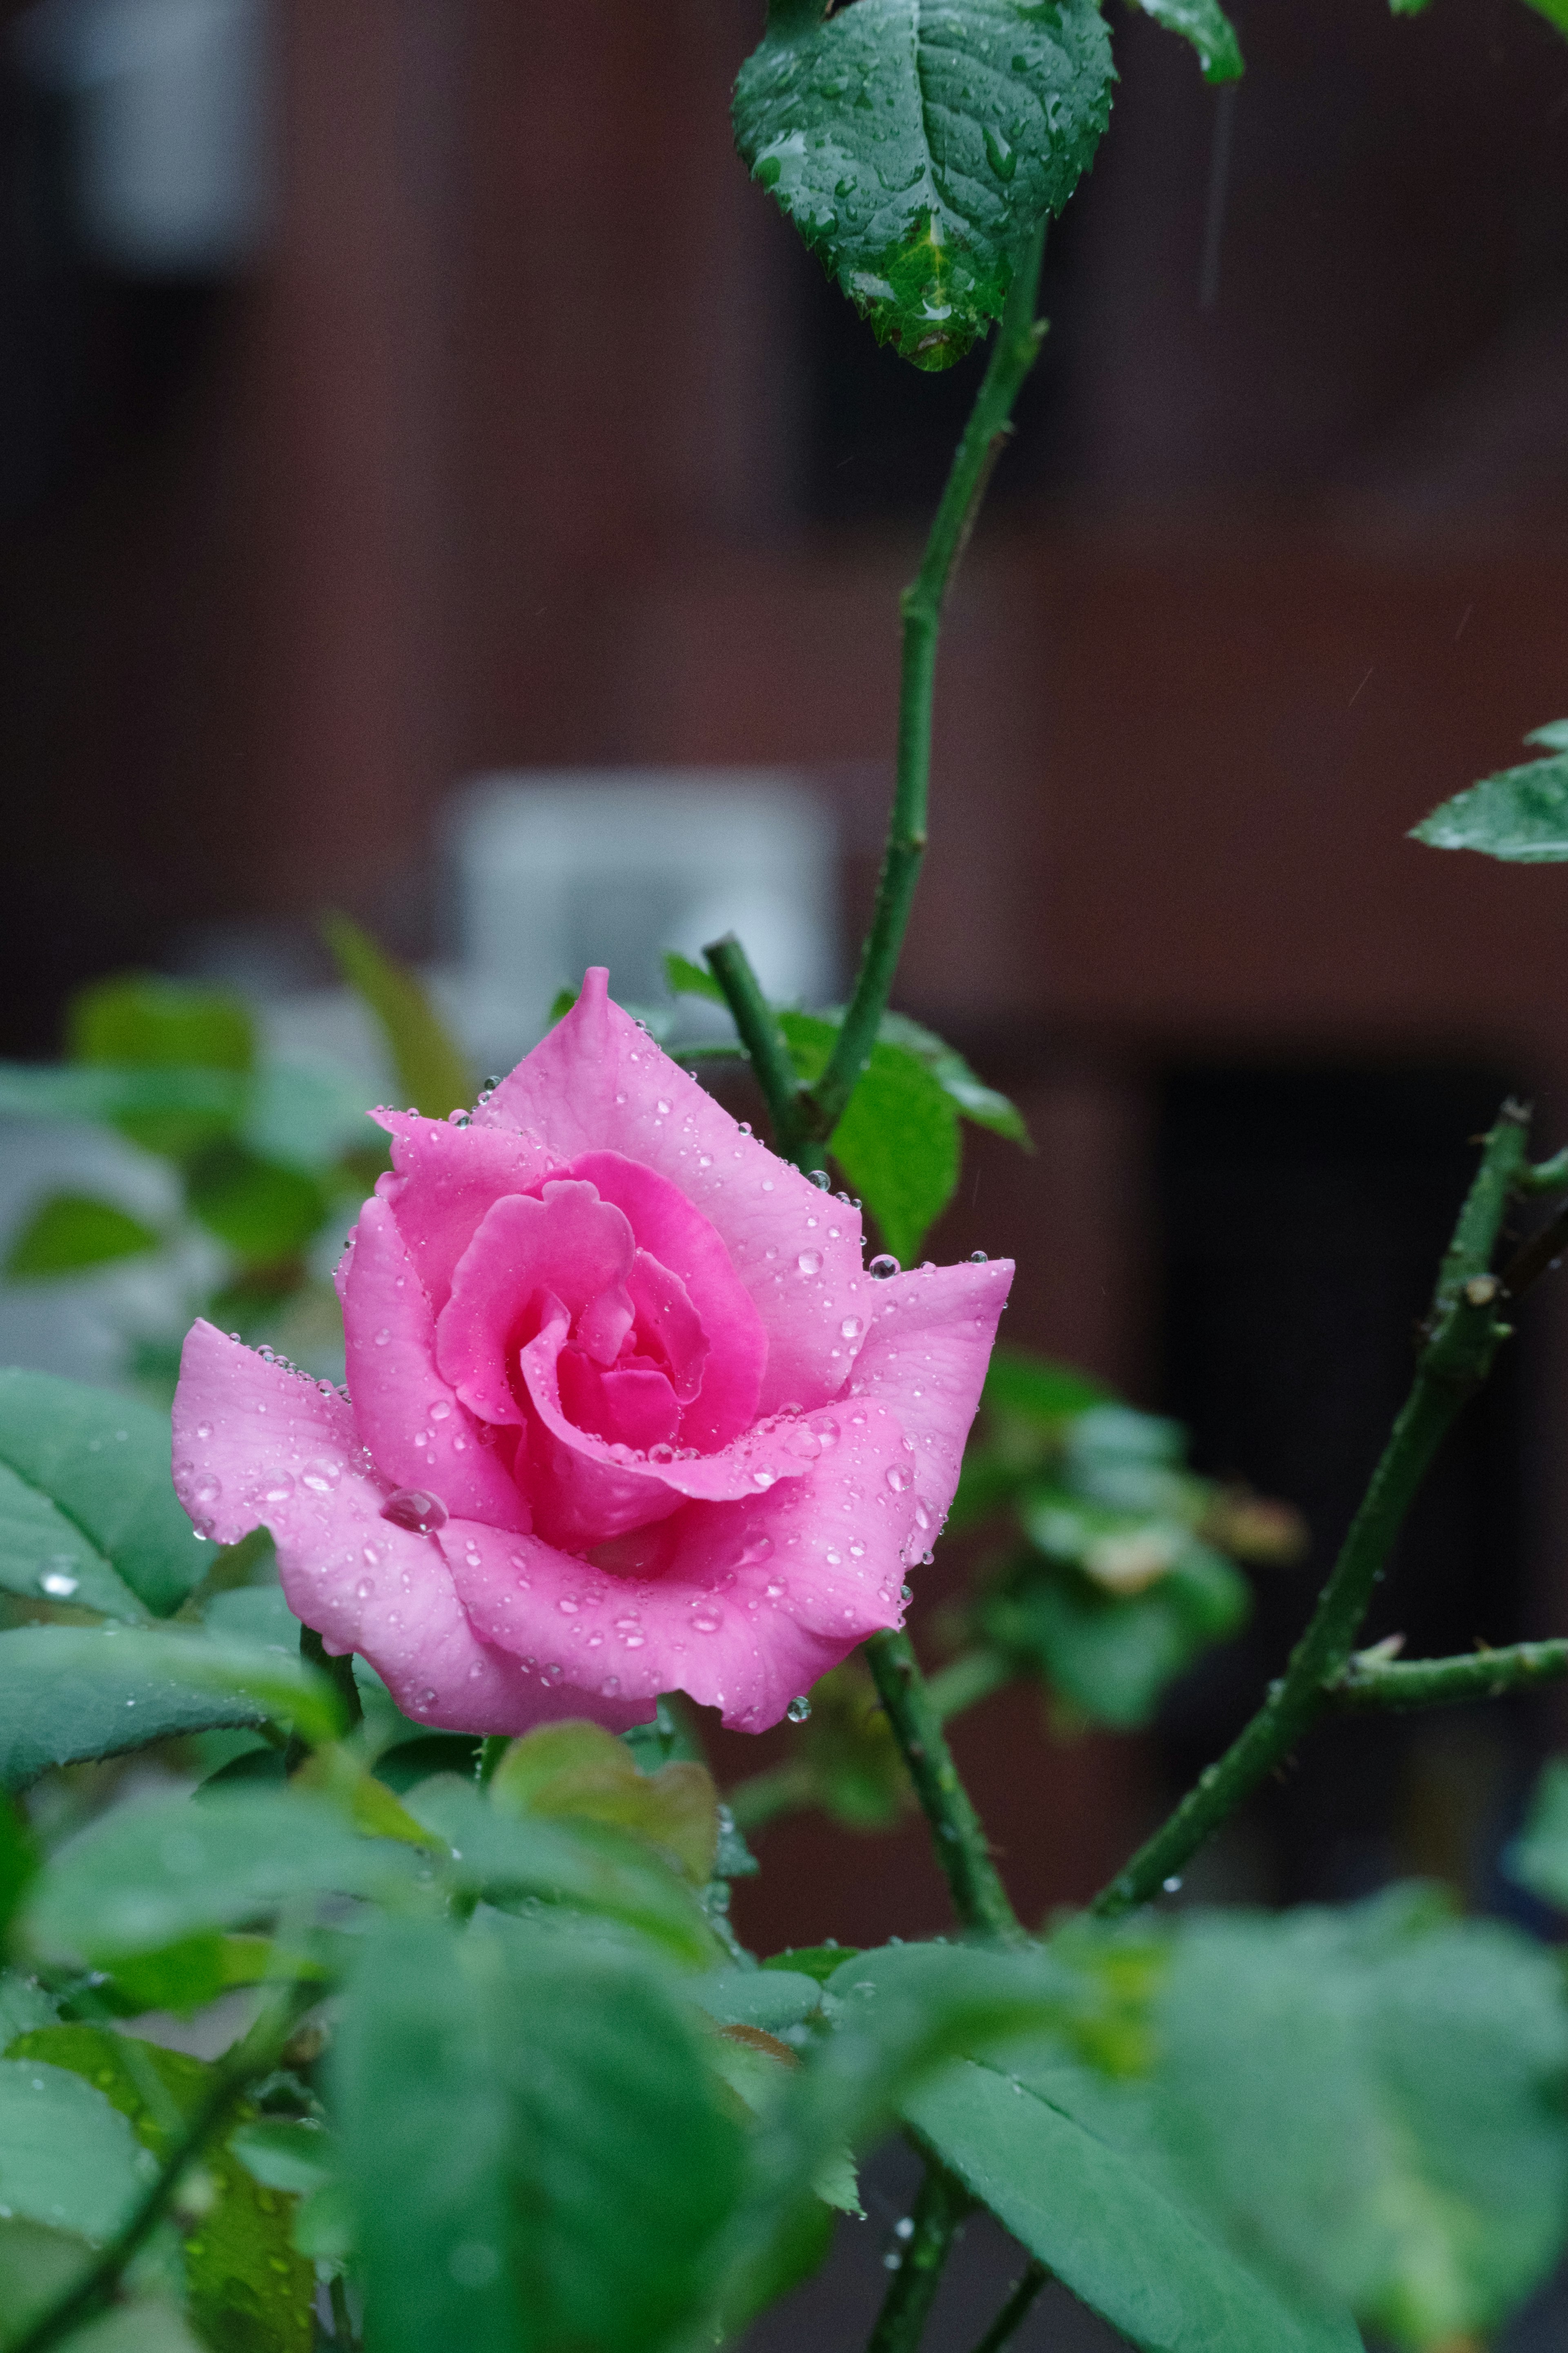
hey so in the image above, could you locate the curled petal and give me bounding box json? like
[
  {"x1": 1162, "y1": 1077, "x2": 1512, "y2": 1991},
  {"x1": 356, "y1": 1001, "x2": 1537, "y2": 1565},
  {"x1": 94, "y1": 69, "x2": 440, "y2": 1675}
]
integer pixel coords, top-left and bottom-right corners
[
  {"x1": 434, "y1": 1184, "x2": 637, "y2": 1424},
  {"x1": 171, "y1": 1321, "x2": 644, "y2": 1731},
  {"x1": 372, "y1": 1111, "x2": 557, "y2": 1315},
  {"x1": 442, "y1": 1396, "x2": 916, "y2": 1730},
  {"x1": 481, "y1": 974, "x2": 874, "y2": 1416},
  {"x1": 341, "y1": 1195, "x2": 528, "y2": 1530},
  {"x1": 845, "y1": 1258, "x2": 1015, "y2": 1533}
]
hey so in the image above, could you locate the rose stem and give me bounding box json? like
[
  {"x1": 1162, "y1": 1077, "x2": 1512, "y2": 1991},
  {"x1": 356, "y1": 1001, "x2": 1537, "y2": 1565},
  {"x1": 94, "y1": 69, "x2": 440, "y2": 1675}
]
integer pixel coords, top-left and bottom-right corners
[
  {"x1": 701, "y1": 226, "x2": 1050, "y2": 1157},
  {"x1": 1092, "y1": 1101, "x2": 1529, "y2": 1920},
  {"x1": 964, "y1": 2262, "x2": 1053, "y2": 2353},
  {"x1": 864, "y1": 1628, "x2": 1023, "y2": 1943},
  {"x1": 864, "y1": 2162, "x2": 973, "y2": 2353},
  {"x1": 1328, "y1": 1639, "x2": 1568, "y2": 1711}
]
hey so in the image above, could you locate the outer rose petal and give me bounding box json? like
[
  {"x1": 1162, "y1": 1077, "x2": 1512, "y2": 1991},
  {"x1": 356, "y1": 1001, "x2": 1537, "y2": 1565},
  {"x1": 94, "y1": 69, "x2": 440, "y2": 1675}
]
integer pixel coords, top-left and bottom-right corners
[
  {"x1": 844, "y1": 1258, "x2": 1014, "y2": 1534},
  {"x1": 341, "y1": 1195, "x2": 528, "y2": 1530},
  {"x1": 372, "y1": 1112, "x2": 557, "y2": 1314},
  {"x1": 441, "y1": 1397, "x2": 918, "y2": 1730},
  {"x1": 481, "y1": 971, "x2": 875, "y2": 1416},
  {"x1": 171, "y1": 1321, "x2": 649, "y2": 1733}
]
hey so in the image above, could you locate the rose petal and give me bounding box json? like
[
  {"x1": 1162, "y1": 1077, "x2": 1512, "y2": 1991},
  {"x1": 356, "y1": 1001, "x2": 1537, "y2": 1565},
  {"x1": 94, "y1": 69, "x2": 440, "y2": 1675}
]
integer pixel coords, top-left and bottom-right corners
[
  {"x1": 372, "y1": 1111, "x2": 558, "y2": 1314},
  {"x1": 171, "y1": 1321, "x2": 647, "y2": 1732},
  {"x1": 844, "y1": 1258, "x2": 1015, "y2": 1535},
  {"x1": 557, "y1": 1355, "x2": 680, "y2": 1452},
  {"x1": 341, "y1": 1195, "x2": 528, "y2": 1530},
  {"x1": 481, "y1": 973, "x2": 874, "y2": 1416},
  {"x1": 441, "y1": 1396, "x2": 916, "y2": 1730},
  {"x1": 435, "y1": 1184, "x2": 638, "y2": 1424},
  {"x1": 626, "y1": 1248, "x2": 708, "y2": 1406}
]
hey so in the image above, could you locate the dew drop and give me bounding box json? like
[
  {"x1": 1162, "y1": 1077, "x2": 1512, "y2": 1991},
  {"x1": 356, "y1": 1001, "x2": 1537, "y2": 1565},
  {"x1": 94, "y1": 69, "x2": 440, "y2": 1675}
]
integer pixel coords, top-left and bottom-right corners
[
  {"x1": 192, "y1": 1474, "x2": 221, "y2": 1507},
  {"x1": 751, "y1": 1466, "x2": 777, "y2": 1488},
  {"x1": 601, "y1": 1676, "x2": 621, "y2": 1696},
  {"x1": 969, "y1": 1250, "x2": 989, "y2": 1264},
  {"x1": 380, "y1": 1488, "x2": 448, "y2": 1533},
  {"x1": 1163, "y1": 1876, "x2": 1183, "y2": 1894},
  {"x1": 39, "y1": 1568, "x2": 78, "y2": 1598},
  {"x1": 195, "y1": 1422, "x2": 212, "y2": 1440},
  {"x1": 737, "y1": 1534, "x2": 774, "y2": 1566},
  {"x1": 692, "y1": 1607, "x2": 723, "y2": 1633},
  {"x1": 429, "y1": 1401, "x2": 452, "y2": 1423},
  {"x1": 807, "y1": 1168, "x2": 831, "y2": 1189},
  {"x1": 786, "y1": 1694, "x2": 812, "y2": 1723},
  {"x1": 262, "y1": 1474, "x2": 295, "y2": 1504},
  {"x1": 797, "y1": 1249, "x2": 822, "y2": 1276},
  {"x1": 869, "y1": 1253, "x2": 900, "y2": 1280},
  {"x1": 373, "y1": 1329, "x2": 391, "y2": 1347},
  {"x1": 355, "y1": 1578, "x2": 375, "y2": 1600},
  {"x1": 301, "y1": 1459, "x2": 341, "y2": 1494},
  {"x1": 885, "y1": 1465, "x2": 911, "y2": 1494},
  {"x1": 841, "y1": 1316, "x2": 862, "y2": 1340}
]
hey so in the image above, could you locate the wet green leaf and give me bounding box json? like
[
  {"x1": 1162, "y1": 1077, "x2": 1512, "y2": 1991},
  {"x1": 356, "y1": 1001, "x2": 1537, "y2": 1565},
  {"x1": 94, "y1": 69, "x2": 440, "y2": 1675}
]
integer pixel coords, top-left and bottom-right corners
[
  {"x1": 733, "y1": 0, "x2": 1113, "y2": 368},
  {"x1": 1154, "y1": 1903, "x2": 1568, "y2": 2347},
  {"x1": 0, "y1": 1469, "x2": 151, "y2": 1625},
  {"x1": 662, "y1": 952, "x2": 726, "y2": 1006},
  {"x1": 905, "y1": 2051, "x2": 1359, "y2": 2353},
  {"x1": 14, "y1": 2026, "x2": 313, "y2": 2353},
  {"x1": 1127, "y1": 0, "x2": 1243, "y2": 81},
  {"x1": 876, "y1": 1012, "x2": 1031, "y2": 1144},
  {"x1": 336, "y1": 1913, "x2": 743, "y2": 2353},
  {"x1": 1411, "y1": 734, "x2": 1568, "y2": 862},
  {"x1": 0, "y1": 2058, "x2": 156, "y2": 2239},
  {"x1": 6, "y1": 1195, "x2": 162, "y2": 1280},
  {"x1": 780, "y1": 1013, "x2": 958, "y2": 1263},
  {"x1": 0, "y1": 1370, "x2": 204, "y2": 1617},
  {"x1": 23, "y1": 1786, "x2": 418, "y2": 1963},
  {"x1": 322, "y1": 912, "x2": 475, "y2": 1120},
  {"x1": 490, "y1": 1720, "x2": 720, "y2": 1886}
]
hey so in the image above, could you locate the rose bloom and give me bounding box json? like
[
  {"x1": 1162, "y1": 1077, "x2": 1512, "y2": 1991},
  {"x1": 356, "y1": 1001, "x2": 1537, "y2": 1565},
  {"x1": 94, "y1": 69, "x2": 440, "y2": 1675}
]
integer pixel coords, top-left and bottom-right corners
[{"x1": 172, "y1": 971, "x2": 1013, "y2": 1733}]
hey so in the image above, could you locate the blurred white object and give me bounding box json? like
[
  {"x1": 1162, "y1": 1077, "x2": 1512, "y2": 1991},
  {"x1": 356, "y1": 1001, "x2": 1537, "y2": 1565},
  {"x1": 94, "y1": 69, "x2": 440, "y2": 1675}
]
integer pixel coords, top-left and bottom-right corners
[
  {"x1": 446, "y1": 771, "x2": 839, "y2": 1075},
  {"x1": 15, "y1": 0, "x2": 271, "y2": 274}
]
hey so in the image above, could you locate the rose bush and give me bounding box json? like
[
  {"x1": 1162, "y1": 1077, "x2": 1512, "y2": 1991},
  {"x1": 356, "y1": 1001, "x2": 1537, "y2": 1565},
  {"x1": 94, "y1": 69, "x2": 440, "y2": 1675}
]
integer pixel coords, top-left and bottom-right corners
[{"x1": 170, "y1": 971, "x2": 1012, "y2": 1732}]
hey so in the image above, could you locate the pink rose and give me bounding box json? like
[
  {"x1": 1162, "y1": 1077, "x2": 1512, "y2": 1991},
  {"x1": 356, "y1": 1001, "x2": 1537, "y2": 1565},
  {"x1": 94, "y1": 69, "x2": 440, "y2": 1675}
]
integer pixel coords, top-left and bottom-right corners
[{"x1": 172, "y1": 971, "x2": 1012, "y2": 1733}]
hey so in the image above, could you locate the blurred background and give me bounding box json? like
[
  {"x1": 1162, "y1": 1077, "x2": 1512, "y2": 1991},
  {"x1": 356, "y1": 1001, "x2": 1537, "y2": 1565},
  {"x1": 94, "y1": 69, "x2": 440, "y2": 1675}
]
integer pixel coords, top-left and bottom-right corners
[{"x1": 4, "y1": 0, "x2": 1568, "y2": 2134}]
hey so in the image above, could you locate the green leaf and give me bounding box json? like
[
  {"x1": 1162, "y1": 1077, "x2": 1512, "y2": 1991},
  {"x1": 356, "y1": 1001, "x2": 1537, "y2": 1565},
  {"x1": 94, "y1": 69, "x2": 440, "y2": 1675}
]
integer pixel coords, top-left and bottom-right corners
[
  {"x1": 404, "y1": 1777, "x2": 722, "y2": 1969},
  {"x1": 6, "y1": 1195, "x2": 162, "y2": 1280},
  {"x1": 662, "y1": 952, "x2": 727, "y2": 1006},
  {"x1": 231, "y1": 2118, "x2": 338, "y2": 2199},
  {"x1": 0, "y1": 1369, "x2": 207, "y2": 1616},
  {"x1": 0, "y1": 1063, "x2": 245, "y2": 1137},
  {"x1": 977, "y1": 1543, "x2": 1250, "y2": 1727},
  {"x1": 904, "y1": 2051, "x2": 1359, "y2": 2353},
  {"x1": 14, "y1": 2025, "x2": 313, "y2": 2353},
  {"x1": 1154, "y1": 1902, "x2": 1568, "y2": 2346},
  {"x1": 984, "y1": 1346, "x2": 1116, "y2": 1425},
  {"x1": 788, "y1": 1657, "x2": 913, "y2": 1830},
  {"x1": 691, "y1": 1969, "x2": 827, "y2": 2037},
  {"x1": 99, "y1": 1933, "x2": 285, "y2": 2016},
  {"x1": 733, "y1": 0, "x2": 1112, "y2": 369},
  {"x1": 238, "y1": 1060, "x2": 379, "y2": 1173},
  {"x1": 184, "y1": 1142, "x2": 330, "y2": 1263},
  {"x1": 0, "y1": 2058, "x2": 156, "y2": 2238},
  {"x1": 335, "y1": 1913, "x2": 744, "y2": 2353},
  {"x1": 780, "y1": 1013, "x2": 957, "y2": 1263},
  {"x1": 0, "y1": 1799, "x2": 38, "y2": 1951},
  {"x1": 1520, "y1": 0, "x2": 1568, "y2": 34},
  {"x1": 22, "y1": 1786, "x2": 418, "y2": 1963},
  {"x1": 489, "y1": 1720, "x2": 721, "y2": 1885},
  {"x1": 1411, "y1": 737, "x2": 1568, "y2": 862},
  {"x1": 875, "y1": 1012, "x2": 1032, "y2": 1145},
  {"x1": 0, "y1": 1623, "x2": 351, "y2": 1791},
  {"x1": 322, "y1": 912, "x2": 475, "y2": 1120},
  {"x1": 52, "y1": 2304, "x2": 208, "y2": 2353},
  {"x1": 0, "y1": 2216, "x2": 99, "y2": 2349},
  {"x1": 1127, "y1": 0, "x2": 1243, "y2": 81},
  {"x1": 68, "y1": 975, "x2": 254, "y2": 1075},
  {"x1": 1505, "y1": 1754, "x2": 1568, "y2": 1908},
  {"x1": 0, "y1": 1973, "x2": 57, "y2": 2048},
  {"x1": 0, "y1": 1469, "x2": 151, "y2": 1625}
]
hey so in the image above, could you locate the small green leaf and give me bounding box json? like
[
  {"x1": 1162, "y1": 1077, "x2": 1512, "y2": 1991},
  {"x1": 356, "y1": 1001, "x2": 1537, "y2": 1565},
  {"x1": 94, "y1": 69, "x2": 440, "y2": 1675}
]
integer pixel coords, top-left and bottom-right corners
[
  {"x1": 983, "y1": 1347, "x2": 1116, "y2": 1426},
  {"x1": 6, "y1": 1195, "x2": 162, "y2": 1280},
  {"x1": 0, "y1": 1467, "x2": 151, "y2": 1625},
  {"x1": 68, "y1": 975, "x2": 254, "y2": 1075},
  {"x1": 1506, "y1": 1755, "x2": 1568, "y2": 1909},
  {"x1": 876, "y1": 1013, "x2": 1032, "y2": 1145},
  {"x1": 977, "y1": 1543, "x2": 1250, "y2": 1727},
  {"x1": 0, "y1": 1973, "x2": 58, "y2": 2047},
  {"x1": 231, "y1": 2117, "x2": 339, "y2": 2199},
  {"x1": 185, "y1": 1142, "x2": 330, "y2": 1262},
  {"x1": 335, "y1": 1914, "x2": 744, "y2": 2353},
  {"x1": 100, "y1": 1932, "x2": 284, "y2": 2016},
  {"x1": 780, "y1": 1013, "x2": 957, "y2": 1263},
  {"x1": 663, "y1": 952, "x2": 727, "y2": 1006},
  {"x1": 405, "y1": 1777, "x2": 722, "y2": 1968},
  {"x1": 1411, "y1": 736, "x2": 1568, "y2": 861},
  {"x1": 1127, "y1": 0, "x2": 1243, "y2": 81},
  {"x1": 1154, "y1": 1903, "x2": 1568, "y2": 2347},
  {"x1": 15, "y1": 2025, "x2": 314, "y2": 2353},
  {"x1": 733, "y1": 0, "x2": 1113, "y2": 369},
  {"x1": 0, "y1": 2059, "x2": 156, "y2": 2239},
  {"x1": 23, "y1": 1786, "x2": 418, "y2": 1963},
  {"x1": 489, "y1": 1720, "x2": 721, "y2": 1886},
  {"x1": 0, "y1": 1369, "x2": 205, "y2": 1617},
  {"x1": 1520, "y1": 0, "x2": 1568, "y2": 34},
  {"x1": 0, "y1": 1624, "x2": 348, "y2": 1791},
  {"x1": 322, "y1": 912, "x2": 476, "y2": 1119}
]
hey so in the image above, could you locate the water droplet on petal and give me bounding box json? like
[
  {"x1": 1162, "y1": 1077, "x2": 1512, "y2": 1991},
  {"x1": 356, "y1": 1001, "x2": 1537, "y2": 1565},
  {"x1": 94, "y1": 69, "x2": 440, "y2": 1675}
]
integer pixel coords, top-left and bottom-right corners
[
  {"x1": 807, "y1": 1167, "x2": 831, "y2": 1189},
  {"x1": 869, "y1": 1253, "x2": 900, "y2": 1280},
  {"x1": 885, "y1": 1465, "x2": 911, "y2": 1494},
  {"x1": 841, "y1": 1316, "x2": 862, "y2": 1340},
  {"x1": 786, "y1": 1694, "x2": 812, "y2": 1723},
  {"x1": 262, "y1": 1474, "x2": 295, "y2": 1503},
  {"x1": 969, "y1": 1250, "x2": 989, "y2": 1264},
  {"x1": 380, "y1": 1488, "x2": 448, "y2": 1533},
  {"x1": 192, "y1": 1474, "x2": 221, "y2": 1507},
  {"x1": 797, "y1": 1249, "x2": 822, "y2": 1276}
]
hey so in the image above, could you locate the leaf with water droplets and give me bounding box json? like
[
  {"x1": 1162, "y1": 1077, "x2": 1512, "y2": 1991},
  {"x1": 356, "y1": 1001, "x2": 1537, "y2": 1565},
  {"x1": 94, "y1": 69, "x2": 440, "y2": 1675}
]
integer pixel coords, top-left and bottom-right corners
[
  {"x1": 0, "y1": 1368, "x2": 205, "y2": 1617},
  {"x1": 1127, "y1": 0, "x2": 1243, "y2": 83},
  {"x1": 488, "y1": 1718, "x2": 721, "y2": 1886},
  {"x1": 733, "y1": 0, "x2": 1113, "y2": 369}
]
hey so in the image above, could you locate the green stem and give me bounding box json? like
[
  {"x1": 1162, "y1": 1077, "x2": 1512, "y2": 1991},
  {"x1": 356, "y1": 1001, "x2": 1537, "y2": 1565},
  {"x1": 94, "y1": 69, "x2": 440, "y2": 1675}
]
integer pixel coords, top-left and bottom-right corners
[
  {"x1": 927, "y1": 1648, "x2": 1014, "y2": 1723},
  {"x1": 866, "y1": 2163, "x2": 972, "y2": 2353},
  {"x1": 476, "y1": 1733, "x2": 510, "y2": 1787},
  {"x1": 865, "y1": 1630, "x2": 1022, "y2": 1943},
  {"x1": 1515, "y1": 1145, "x2": 1568, "y2": 1195},
  {"x1": 702, "y1": 932, "x2": 823, "y2": 1173},
  {"x1": 1331, "y1": 1639, "x2": 1568, "y2": 1712},
  {"x1": 803, "y1": 227, "x2": 1050, "y2": 1140},
  {"x1": 11, "y1": 1982, "x2": 315, "y2": 2353},
  {"x1": 286, "y1": 1626, "x2": 362, "y2": 1773},
  {"x1": 1094, "y1": 1102, "x2": 1528, "y2": 1919},
  {"x1": 967, "y1": 2261, "x2": 1052, "y2": 2353}
]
